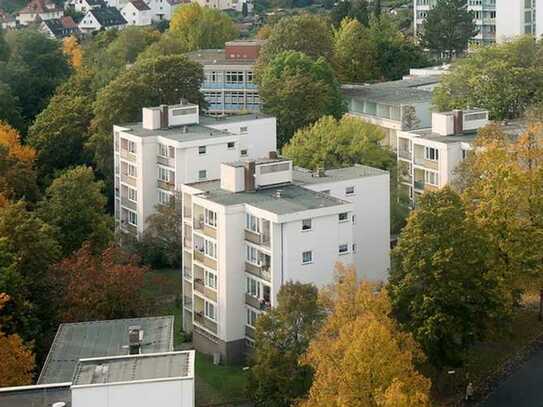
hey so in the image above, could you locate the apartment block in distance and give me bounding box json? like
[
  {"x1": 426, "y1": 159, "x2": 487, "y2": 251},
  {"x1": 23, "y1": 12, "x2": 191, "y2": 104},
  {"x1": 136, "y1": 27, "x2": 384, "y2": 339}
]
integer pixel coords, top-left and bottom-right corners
[
  {"x1": 186, "y1": 40, "x2": 264, "y2": 116},
  {"x1": 180, "y1": 157, "x2": 390, "y2": 363},
  {"x1": 113, "y1": 102, "x2": 276, "y2": 236},
  {"x1": 414, "y1": 0, "x2": 496, "y2": 45},
  {"x1": 496, "y1": 0, "x2": 543, "y2": 42}
]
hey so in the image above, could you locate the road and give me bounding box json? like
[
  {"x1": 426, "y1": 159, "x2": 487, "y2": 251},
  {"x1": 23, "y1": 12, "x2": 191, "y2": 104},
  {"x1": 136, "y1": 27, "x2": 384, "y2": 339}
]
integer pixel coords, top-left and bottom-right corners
[{"x1": 480, "y1": 347, "x2": 543, "y2": 407}]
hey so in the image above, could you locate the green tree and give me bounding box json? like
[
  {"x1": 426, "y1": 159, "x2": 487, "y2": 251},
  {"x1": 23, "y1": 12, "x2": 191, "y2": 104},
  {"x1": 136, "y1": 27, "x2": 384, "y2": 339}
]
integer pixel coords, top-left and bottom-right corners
[
  {"x1": 0, "y1": 27, "x2": 9, "y2": 61},
  {"x1": 258, "y1": 15, "x2": 334, "y2": 65},
  {"x1": 247, "y1": 282, "x2": 325, "y2": 407},
  {"x1": 389, "y1": 188, "x2": 511, "y2": 366},
  {"x1": 28, "y1": 93, "x2": 93, "y2": 185},
  {"x1": 169, "y1": 3, "x2": 238, "y2": 51},
  {"x1": 331, "y1": 0, "x2": 369, "y2": 27},
  {"x1": 0, "y1": 29, "x2": 70, "y2": 132},
  {"x1": 38, "y1": 166, "x2": 112, "y2": 256},
  {"x1": 419, "y1": 0, "x2": 478, "y2": 58},
  {"x1": 332, "y1": 17, "x2": 378, "y2": 83},
  {"x1": 433, "y1": 36, "x2": 543, "y2": 120},
  {"x1": 0, "y1": 82, "x2": 23, "y2": 133},
  {"x1": 258, "y1": 51, "x2": 345, "y2": 146}
]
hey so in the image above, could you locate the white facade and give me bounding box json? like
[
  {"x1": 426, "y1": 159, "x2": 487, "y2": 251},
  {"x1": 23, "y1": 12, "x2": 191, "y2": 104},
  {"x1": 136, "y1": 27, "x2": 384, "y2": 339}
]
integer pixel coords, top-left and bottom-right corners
[
  {"x1": 17, "y1": 1, "x2": 63, "y2": 26},
  {"x1": 180, "y1": 159, "x2": 390, "y2": 362},
  {"x1": 78, "y1": 8, "x2": 127, "y2": 33},
  {"x1": 397, "y1": 109, "x2": 489, "y2": 205},
  {"x1": 65, "y1": 0, "x2": 105, "y2": 13},
  {"x1": 121, "y1": 1, "x2": 152, "y2": 25},
  {"x1": 496, "y1": 0, "x2": 542, "y2": 42},
  {"x1": 414, "y1": 0, "x2": 496, "y2": 46},
  {"x1": 113, "y1": 103, "x2": 276, "y2": 237},
  {"x1": 144, "y1": 0, "x2": 181, "y2": 21}
]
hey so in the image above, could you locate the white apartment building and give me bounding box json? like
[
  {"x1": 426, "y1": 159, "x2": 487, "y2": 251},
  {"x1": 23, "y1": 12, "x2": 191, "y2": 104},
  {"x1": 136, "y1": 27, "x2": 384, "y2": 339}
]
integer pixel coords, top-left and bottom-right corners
[
  {"x1": 180, "y1": 158, "x2": 390, "y2": 362},
  {"x1": 113, "y1": 102, "x2": 276, "y2": 236},
  {"x1": 496, "y1": 0, "x2": 543, "y2": 42},
  {"x1": 414, "y1": 0, "x2": 496, "y2": 46},
  {"x1": 121, "y1": 0, "x2": 152, "y2": 25}
]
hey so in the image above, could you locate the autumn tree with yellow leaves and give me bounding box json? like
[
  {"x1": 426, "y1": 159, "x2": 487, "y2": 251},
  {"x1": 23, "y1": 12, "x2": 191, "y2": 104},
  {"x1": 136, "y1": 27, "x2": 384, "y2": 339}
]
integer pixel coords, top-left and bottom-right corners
[
  {"x1": 300, "y1": 264, "x2": 431, "y2": 407},
  {"x1": 63, "y1": 36, "x2": 82, "y2": 69},
  {"x1": 0, "y1": 293, "x2": 35, "y2": 387}
]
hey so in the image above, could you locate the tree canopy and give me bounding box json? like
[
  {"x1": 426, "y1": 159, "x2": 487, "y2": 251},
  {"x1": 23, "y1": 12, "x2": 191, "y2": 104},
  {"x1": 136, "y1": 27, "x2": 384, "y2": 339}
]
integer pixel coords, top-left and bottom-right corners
[{"x1": 258, "y1": 51, "x2": 345, "y2": 146}]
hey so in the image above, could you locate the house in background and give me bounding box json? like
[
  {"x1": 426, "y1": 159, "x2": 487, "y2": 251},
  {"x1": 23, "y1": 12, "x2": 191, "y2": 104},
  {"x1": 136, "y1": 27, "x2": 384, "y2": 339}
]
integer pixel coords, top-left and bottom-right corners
[
  {"x1": 65, "y1": 0, "x2": 106, "y2": 13},
  {"x1": 78, "y1": 6, "x2": 127, "y2": 33},
  {"x1": 40, "y1": 15, "x2": 80, "y2": 38},
  {"x1": 144, "y1": 0, "x2": 185, "y2": 22},
  {"x1": 0, "y1": 10, "x2": 17, "y2": 29},
  {"x1": 16, "y1": 0, "x2": 63, "y2": 25},
  {"x1": 121, "y1": 0, "x2": 152, "y2": 25}
]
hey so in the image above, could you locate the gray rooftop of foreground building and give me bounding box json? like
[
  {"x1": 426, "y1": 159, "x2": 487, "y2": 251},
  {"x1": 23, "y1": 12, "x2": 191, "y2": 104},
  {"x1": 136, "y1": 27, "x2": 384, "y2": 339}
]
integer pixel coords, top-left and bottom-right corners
[
  {"x1": 0, "y1": 384, "x2": 71, "y2": 407},
  {"x1": 38, "y1": 316, "x2": 174, "y2": 385},
  {"x1": 293, "y1": 164, "x2": 388, "y2": 185},
  {"x1": 190, "y1": 181, "x2": 350, "y2": 215},
  {"x1": 72, "y1": 351, "x2": 193, "y2": 386},
  {"x1": 200, "y1": 113, "x2": 272, "y2": 126},
  {"x1": 117, "y1": 122, "x2": 232, "y2": 142},
  {"x1": 185, "y1": 49, "x2": 256, "y2": 66}
]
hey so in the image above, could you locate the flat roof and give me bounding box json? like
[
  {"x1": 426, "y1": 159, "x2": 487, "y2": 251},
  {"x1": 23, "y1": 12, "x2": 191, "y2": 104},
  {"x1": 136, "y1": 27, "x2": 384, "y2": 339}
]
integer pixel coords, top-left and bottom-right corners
[
  {"x1": 0, "y1": 384, "x2": 70, "y2": 407},
  {"x1": 72, "y1": 351, "x2": 193, "y2": 386},
  {"x1": 342, "y1": 76, "x2": 440, "y2": 105},
  {"x1": 185, "y1": 49, "x2": 255, "y2": 66},
  {"x1": 190, "y1": 181, "x2": 350, "y2": 215},
  {"x1": 38, "y1": 316, "x2": 174, "y2": 385},
  {"x1": 118, "y1": 122, "x2": 231, "y2": 142},
  {"x1": 293, "y1": 164, "x2": 388, "y2": 185},
  {"x1": 199, "y1": 113, "x2": 272, "y2": 126}
]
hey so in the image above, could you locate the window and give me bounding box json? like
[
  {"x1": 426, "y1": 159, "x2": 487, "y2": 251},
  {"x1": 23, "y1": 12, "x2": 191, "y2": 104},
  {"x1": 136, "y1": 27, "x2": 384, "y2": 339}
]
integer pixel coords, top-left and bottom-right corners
[
  {"x1": 246, "y1": 245, "x2": 258, "y2": 264},
  {"x1": 352, "y1": 215, "x2": 356, "y2": 224},
  {"x1": 338, "y1": 212, "x2": 348, "y2": 222},
  {"x1": 339, "y1": 244, "x2": 349, "y2": 254},
  {"x1": 225, "y1": 71, "x2": 244, "y2": 84},
  {"x1": 245, "y1": 213, "x2": 260, "y2": 233},
  {"x1": 172, "y1": 107, "x2": 197, "y2": 116},
  {"x1": 204, "y1": 239, "x2": 216, "y2": 258},
  {"x1": 198, "y1": 145, "x2": 206, "y2": 155},
  {"x1": 205, "y1": 209, "x2": 217, "y2": 227},
  {"x1": 128, "y1": 140, "x2": 136, "y2": 154},
  {"x1": 247, "y1": 308, "x2": 258, "y2": 327},
  {"x1": 259, "y1": 162, "x2": 290, "y2": 174},
  {"x1": 240, "y1": 149, "x2": 248, "y2": 156},
  {"x1": 128, "y1": 210, "x2": 137, "y2": 226},
  {"x1": 345, "y1": 186, "x2": 355, "y2": 195},
  {"x1": 128, "y1": 187, "x2": 137, "y2": 202},
  {"x1": 158, "y1": 190, "x2": 171, "y2": 205},
  {"x1": 198, "y1": 170, "x2": 207, "y2": 180},
  {"x1": 425, "y1": 171, "x2": 439, "y2": 186},
  {"x1": 204, "y1": 301, "x2": 216, "y2": 320},
  {"x1": 158, "y1": 143, "x2": 169, "y2": 157},
  {"x1": 205, "y1": 270, "x2": 217, "y2": 289},
  {"x1": 246, "y1": 277, "x2": 260, "y2": 298},
  {"x1": 425, "y1": 146, "x2": 439, "y2": 161},
  {"x1": 302, "y1": 250, "x2": 312, "y2": 264},
  {"x1": 302, "y1": 218, "x2": 312, "y2": 231},
  {"x1": 240, "y1": 126, "x2": 248, "y2": 133},
  {"x1": 158, "y1": 166, "x2": 169, "y2": 182},
  {"x1": 352, "y1": 243, "x2": 358, "y2": 253},
  {"x1": 128, "y1": 164, "x2": 137, "y2": 177},
  {"x1": 227, "y1": 141, "x2": 235, "y2": 149}
]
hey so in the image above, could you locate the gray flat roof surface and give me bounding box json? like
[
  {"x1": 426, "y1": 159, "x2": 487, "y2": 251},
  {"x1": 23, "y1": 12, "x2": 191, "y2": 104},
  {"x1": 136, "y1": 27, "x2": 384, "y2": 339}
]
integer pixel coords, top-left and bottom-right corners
[
  {"x1": 0, "y1": 385, "x2": 70, "y2": 407},
  {"x1": 200, "y1": 113, "x2": 271, "y2": 126},
  {"x1": 186, "y1": 49, "x2": 255, "y2": 65},
  {"x1": 73, "y1": 352, "x2": 191, "y2": 386},
  {"x1": 38, "y1": 316, "x2": 174, "y2": 385},
  {"x1": 342, "y1": 77, "x2": 439, "y2": 105},
  {"x1": 293, "y1": 165, "x2": 388, "y2": 185},
  {"x1": 191, "y1": 181, "x2": 349, "y2": 214},
  {"x1": 118, "y1": 122, "x2": 231, "y2": 142}
]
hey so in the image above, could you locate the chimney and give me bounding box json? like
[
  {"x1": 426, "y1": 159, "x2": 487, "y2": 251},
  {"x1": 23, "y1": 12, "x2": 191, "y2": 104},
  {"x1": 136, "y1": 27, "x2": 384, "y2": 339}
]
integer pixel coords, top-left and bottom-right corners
[
  {"x1": 315, "y1": 167, "x2": 326, "y2": 177},
  {"x1": 269, "y1": 151, "x2": 278, "y2": 159},
  {"x1": 244, "y1": 160, "x2": 256, "y2": 192},
  {"x1": 180, "y1": 98, "x2": 188, "y2": 105},
  {"x1": 452, "y1": 110, "x2": 463, "y2": 135},
  {"x1": 128, "y1": 325, "x2": 142, "y2": 355},
  {"x1": 160, "y1": 105, "x2": 169, "y2": 129}
]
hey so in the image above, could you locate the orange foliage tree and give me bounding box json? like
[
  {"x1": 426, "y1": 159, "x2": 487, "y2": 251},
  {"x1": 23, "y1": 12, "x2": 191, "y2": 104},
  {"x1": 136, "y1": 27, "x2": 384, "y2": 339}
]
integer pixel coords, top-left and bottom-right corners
[
  {"x1": 63, "y1": 36, "x2": 82, "y2": 69},
  {"x1": 0, "y1": 293, "x2": 35, "y2": 387},
  {"x1": 52, "y1": 243, "x2": 149, "y2": 322}
]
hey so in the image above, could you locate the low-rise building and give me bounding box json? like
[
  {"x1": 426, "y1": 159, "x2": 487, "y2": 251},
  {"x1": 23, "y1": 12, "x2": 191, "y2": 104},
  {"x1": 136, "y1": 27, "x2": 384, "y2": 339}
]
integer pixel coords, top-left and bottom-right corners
[
  {"x1": 180, "y1": 157, "x2": 390, "y2": 363},
  {"x1": 186, "y1": 40, "x2": 264, "y2": 116},
  {"x1": 144, "y1": 0, "x2": 184, "y2": 22},
  {"x1": 192, "y1": 0, "x2": 251, "y2": 12},
  {"x1": 79, "y1": 6, "x2": 127, "y2": 33},
  {"x1": 16, "y1": 0, "x2": 63, "y2": 25},
  {"x1": 65, "y1": 0, "x2": 106, "y2": 14},
  {"x1": 121, "y1": 0, "x2": 151, "y2": 25},
  {"x1": 40, "y1": 16, "x2": 80, "y2": 38},
  {"x1": 113, "y1": 102, "x2": 276, "y2": 237}
]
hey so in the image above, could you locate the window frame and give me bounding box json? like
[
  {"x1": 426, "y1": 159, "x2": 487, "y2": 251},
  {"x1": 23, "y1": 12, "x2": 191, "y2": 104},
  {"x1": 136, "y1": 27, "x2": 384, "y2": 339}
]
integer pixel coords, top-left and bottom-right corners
[{"x1": 302, "y1": 250, "x2": 313, "y2": 265}]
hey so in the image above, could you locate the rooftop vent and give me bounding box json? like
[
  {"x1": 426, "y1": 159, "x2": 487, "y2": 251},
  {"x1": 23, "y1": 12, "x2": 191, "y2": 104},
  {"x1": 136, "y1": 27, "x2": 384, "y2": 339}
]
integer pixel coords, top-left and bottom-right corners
[
  {"x1": 128, "y1": 325, "x2": 143, "y2": 355},
  {"x1": 273, "y1": 190, "x2": 282, "y2": 198},
  {"x1": 269, "y1": 151, "x2": 278, "y2": 159}
]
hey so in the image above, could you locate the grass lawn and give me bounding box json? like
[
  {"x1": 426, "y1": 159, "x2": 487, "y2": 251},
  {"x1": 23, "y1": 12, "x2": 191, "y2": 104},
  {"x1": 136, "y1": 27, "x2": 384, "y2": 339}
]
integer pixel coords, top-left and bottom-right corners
[
  {"x1": 430, "y1": 292, "x2": 543, "y2": 404},
  {"x1": 143, "y1": 268, "x2": 250, "y2": 406}
]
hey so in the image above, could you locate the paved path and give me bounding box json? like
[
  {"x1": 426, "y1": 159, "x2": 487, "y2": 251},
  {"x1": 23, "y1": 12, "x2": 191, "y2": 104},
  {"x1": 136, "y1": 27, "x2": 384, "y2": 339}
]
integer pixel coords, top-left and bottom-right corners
[{"x1": 480, "y1": 347, "x2": 543, "y2": 407}]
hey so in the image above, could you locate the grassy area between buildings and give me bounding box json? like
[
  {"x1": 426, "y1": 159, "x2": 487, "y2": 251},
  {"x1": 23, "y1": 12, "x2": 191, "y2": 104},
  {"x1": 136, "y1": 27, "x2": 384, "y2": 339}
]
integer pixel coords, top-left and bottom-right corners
[{"x1": 143, "y1": 268, "x2": 249, "y2": 406}]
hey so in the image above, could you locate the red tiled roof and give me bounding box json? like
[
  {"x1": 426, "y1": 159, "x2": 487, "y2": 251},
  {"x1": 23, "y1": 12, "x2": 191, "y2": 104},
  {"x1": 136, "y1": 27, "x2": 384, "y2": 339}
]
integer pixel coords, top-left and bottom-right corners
[
  {"x1": 19, "y1": 0, "x2": 62, "y2": 14},
  {"x1": 60, "y1": 15, "x2": 77, "y2": 28}
]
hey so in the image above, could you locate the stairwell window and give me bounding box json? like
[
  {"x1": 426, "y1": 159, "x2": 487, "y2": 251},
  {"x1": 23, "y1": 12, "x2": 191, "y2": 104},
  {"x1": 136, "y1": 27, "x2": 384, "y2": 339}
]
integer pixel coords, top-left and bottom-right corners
[
  {"x1": 339, "y1": 244, "x2": 349, "y2": 255},
  {"x1": 302, "y1": 250, "x2": 313, "y2": 265},
  {"x1": 198, "y1": 145, "x2": 207, "y2": 155},
  {"x1": 302, "y1": 218, "x2": 312, "y2": 231}
]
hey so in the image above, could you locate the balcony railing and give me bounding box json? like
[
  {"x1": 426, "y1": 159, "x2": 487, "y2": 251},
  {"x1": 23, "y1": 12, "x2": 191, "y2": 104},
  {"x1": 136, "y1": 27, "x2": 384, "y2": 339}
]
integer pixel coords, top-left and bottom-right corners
[
  {"x1": 193, "y1": 250, "x2": 217, "y2": 270},
  {"x1": 245, "y1": 325, "x2": 255, "y2": 340},
  {"x1": 245, "y1": 230, "x2": 270, "y2": 247},
  {"x1": 157, "y1": 155, "x2": 174, "y2": 168},
  {"x1": 157, "y1": 179, "x2": 175, "y2": 191},
  {"x1": 414, "y1": 157, "x2": 439, "y2": 170},
  {"x1": 245, "y1": 262, "x2": 271, "y2": 282},
  {"x1": 121, "y1": 198, "x2": 137, "y2": 211},
  {"x1": 203, "y1": 225, "x2": 217, "y2": 239},
  {"x1": 245, "y1": 293, "x2": 271, "y2": 311},
  {"x1": 120, "y1": 174, "x2": 137, "y2": 187},
  {"x1": 120, "y1": 149, "x2": 136, "y2": 162},
  {"x1": 194, "y1": 278, "x2": 205, "y2": 294},
  {"x1": 194, "y1": 312, "x2": 218, "y2": 334}
]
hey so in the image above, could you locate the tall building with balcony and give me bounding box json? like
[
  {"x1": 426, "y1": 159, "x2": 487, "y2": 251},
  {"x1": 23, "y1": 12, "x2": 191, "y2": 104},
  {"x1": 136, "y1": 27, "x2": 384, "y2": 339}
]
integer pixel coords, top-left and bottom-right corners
[
  {"x1": 414, "y1": 0, "x2": 496, "y2": 46},
  {"x1": 180, "y1": 157, "x2": 390, "y2": 362},
  {"x1": 496, "y1": 0, "x2": 543, "y2": 42},
  {"x1": 186, "y1": 40, "x2": 264, "y2": 116},
  {"x1": 113, "y1": 102, "x2": 276, "y2": 236}
]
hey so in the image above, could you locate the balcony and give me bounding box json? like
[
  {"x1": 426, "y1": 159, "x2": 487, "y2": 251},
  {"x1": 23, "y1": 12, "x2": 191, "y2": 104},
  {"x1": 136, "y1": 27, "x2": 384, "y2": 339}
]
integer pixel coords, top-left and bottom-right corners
[
  {"x1": 194, "y1": 278, "x2": 205, "y2": 295},
  {"x1": 245, "y1": 293, "x2": 271, "y2": 311},
  {"x1": 121, "y1": 198, "x2": 136, "y2": 211},
  {"x1": 120, "y1": 174, "x2": 137, "y2": 187},
  {"x1": 245, "y1": 325, "x2": 255, "y2": 340},
  {"x1": 414, "y1": 157, "x2": 439, "y2": 170},
  {"x1": 245, "y1": 262, "x2": 271, "y2": 282},
  {"x1": 398, "y1": 149, "x2": 411, "y2": 160},
  {"x1": 157, "y1": 155, "x2": 174, "y2": 168},
  {"x1": 120, "y1": 149, "x2": 136, "y2": 162},
  {"x1": 157, "y1": 180, "x2": 175, "y2": 191},
  {"x1": 203, "y1": 225, "x2": 217, "y2": 239},
  {"x1": 194, "y1": 312, "x2": 218, "y2": 334},
  {"x1": 245, "y1": 230, "x2": 270, "y2": 248},
  {"x1": 194, "y1": 250, "x2": 217, "y2": 270}
]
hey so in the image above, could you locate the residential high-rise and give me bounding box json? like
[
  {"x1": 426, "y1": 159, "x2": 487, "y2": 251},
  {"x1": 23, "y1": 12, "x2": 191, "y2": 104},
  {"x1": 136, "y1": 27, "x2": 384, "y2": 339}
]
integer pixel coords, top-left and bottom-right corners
[{"x1": 496, "y1": 0, "x2": 542, "y2": 42}]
